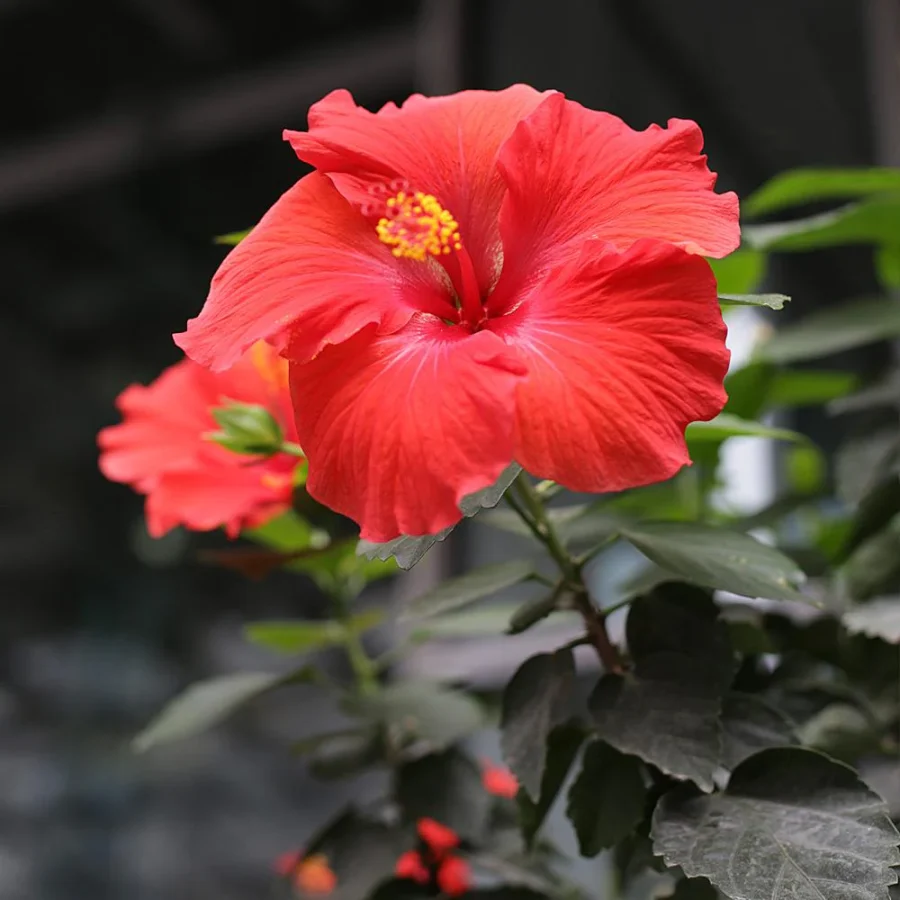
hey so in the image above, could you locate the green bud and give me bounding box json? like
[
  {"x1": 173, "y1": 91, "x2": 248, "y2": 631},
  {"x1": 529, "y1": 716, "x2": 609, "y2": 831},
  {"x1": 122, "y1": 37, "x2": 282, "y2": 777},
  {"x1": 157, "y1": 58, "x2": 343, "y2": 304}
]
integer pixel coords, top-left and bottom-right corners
[{"x1": 206, "y1": 400, "x2": 284, "y2": 456}]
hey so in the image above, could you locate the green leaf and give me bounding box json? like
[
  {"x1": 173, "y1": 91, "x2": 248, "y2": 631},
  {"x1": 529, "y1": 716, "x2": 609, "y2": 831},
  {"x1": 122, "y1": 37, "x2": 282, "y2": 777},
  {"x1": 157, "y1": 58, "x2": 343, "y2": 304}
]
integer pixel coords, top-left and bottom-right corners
[
  {"x1": 784, "y1": 444, "x2": 827, "y2": 496},
  {"x1": 829, "y1": 375, "x2": 900, "y2": 415},
  {"x1": 875, "y1": 245, "x2": 900, "y2": 289},
  {"x1": 709, "y1": 249, "x2": 766, "y2": 294},
  {"x1": 133, "y1": 670, "x2": 304, "y2": 752},
  {"x1": 359, "y1": 464, "x2": 522, "y2": 569},
  {"x1": 350, "y1": 681, "x2": 484, "y2": 749},
  {"x1": 244, "y1": 510, "x2": 325, "y2": 552},
  {"x1": 395, "y1": 749, "x2": 491, "y2": 842},
  {"x1": 744, "y1": 196, "x2": 900, "y2": 251},
  {"x1": 518, "y1": 721, "x2": 587, "y2": 848},
  {"x1": 797, "y1": 704, "x2": 881, "y2": 762},
  {"x1": 686, "y1": 413, "x2": 804, "y2": 445},
  {"x1": 618, "y1": 521, "x2": 809, "y2": 603},
  {"x1": 588, "y1": 585, "x2": 734, "y2": 791},
  {"x1": 566, "y1": 741, "x2": 647, "y2": 857},
  {"x1": 755, "y1": 295, "x2": 900, "y2": 364},
  {"x1": 402, "y1": 559, "x2": 535, "y2": 620},
  {"x1": 843, "y1": 597, "x2": 900, "y2": 643},
  {"x1": 719, "y1": 605, "x2": 777, "y2": 655},
  {"x1": 245, "y1": 611, "x2": 383, "y2": 655},
  {"x1": 743, "y1": 167, "x2": 900, "y2": 217},
  {"x1": 214, "y1": 228, "x2": 252, "y2": 245},
  {"x1": 767, "y1": 369, "x2": 858, "y2": 408},
  {"x1": 296, "y1": 729, "x2": 384, "y2": 780},
  {"x1": 840, "y1": 514, "x2": 900, "y2": 602},
  {"x1": 501, "y1": 649, "x2": 576, "y2": 798},
  {"x1": 665, "y1": 878, "x2": 722, "y2": 900},
  {"x1": 507, "y1": 590, "x2": 565, "y2": 635},
  {"x1": 719, "y1": 693, "x2": 797, "y2": 770},
  {"x1": 835, "y1": 431, "x2": 900, "y2": 505},
  {"x1": 718, "y1": 293, "x2": 790, "y2": 310},
  {"x1": 651, "y1": 747, "x2": 900, "y2": 900}
]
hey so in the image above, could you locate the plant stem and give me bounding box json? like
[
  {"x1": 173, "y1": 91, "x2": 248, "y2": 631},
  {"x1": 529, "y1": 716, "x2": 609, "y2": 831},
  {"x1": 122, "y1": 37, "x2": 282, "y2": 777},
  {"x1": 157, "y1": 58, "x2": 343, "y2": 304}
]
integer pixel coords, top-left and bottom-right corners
[
  {"x1": 511, "y1": 473, "x2": 624, "y2": 673},
  {"x1": 331, "y1": 584, "x2": 380, "y2": 696}
]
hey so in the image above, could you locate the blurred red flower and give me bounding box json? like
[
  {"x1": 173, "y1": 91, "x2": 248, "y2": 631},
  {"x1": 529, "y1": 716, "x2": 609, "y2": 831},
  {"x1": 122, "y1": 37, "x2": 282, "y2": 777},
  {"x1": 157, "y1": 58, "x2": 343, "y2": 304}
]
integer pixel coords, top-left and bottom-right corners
[
  {"x1": 481, "y1": 761, "x2": 519, "y2": 799},
  {"x1": 275, "y1": 850, "x2": 337, "y2": 896},
  {"x1": 395, "y1": 818, "x2": 471, "y2": 896},
  {"x1": 98, "y1": 341, "x2": 299, "y2": 537},
  {"x1": 176, "y1": 87, "x2": 737, "y2": 542}
]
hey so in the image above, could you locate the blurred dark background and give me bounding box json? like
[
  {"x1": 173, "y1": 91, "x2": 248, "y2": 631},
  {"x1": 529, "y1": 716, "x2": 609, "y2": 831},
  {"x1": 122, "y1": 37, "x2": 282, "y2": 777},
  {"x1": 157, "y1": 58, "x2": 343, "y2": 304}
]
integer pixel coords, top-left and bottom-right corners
[{"x1": 1, "y1": 1, "x2": 897, "y2": 898}]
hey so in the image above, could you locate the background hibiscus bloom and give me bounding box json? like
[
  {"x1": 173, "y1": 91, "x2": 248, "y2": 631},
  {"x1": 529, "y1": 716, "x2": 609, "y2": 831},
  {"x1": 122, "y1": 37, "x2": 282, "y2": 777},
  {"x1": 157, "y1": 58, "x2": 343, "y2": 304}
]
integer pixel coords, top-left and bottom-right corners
[
  {"x1": 98, "y1": 341, "x2": 300, "y2": 537},
  {"x1": 176, "y1": 87, "x2": 738, "y2": 542}
]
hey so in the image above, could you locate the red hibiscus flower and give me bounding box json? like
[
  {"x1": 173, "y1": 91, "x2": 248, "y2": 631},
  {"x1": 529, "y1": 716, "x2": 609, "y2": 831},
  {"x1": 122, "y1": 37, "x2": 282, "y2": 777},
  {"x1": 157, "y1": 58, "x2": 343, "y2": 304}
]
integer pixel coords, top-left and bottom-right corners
[
  {"x1": 394, "y1": 818, "x2": 471, "y2": 897},
  {"x1": 275, "y1": 850, "x2": 337, "y2": 896},
  {"x1": 175, "y1": 86, "x2": 737, "y2": 542},
  {"x1": 98, "y1": 341, "x2": 300, "y2": 537},
  {"x1": 481, "y1": 760, "x2": 519, "y2": 799}
]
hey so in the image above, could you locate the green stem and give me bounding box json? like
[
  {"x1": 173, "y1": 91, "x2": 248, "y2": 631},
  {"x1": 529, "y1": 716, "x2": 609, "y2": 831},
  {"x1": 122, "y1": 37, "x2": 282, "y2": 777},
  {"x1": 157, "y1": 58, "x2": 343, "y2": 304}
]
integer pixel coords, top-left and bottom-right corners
[
  {"x1": 331, "y1": 584, "x2": 379, "y2": 696},
  {"x1": 281, "y1": 440, "x2": 305, "y2": 457},
  {"x1": 511, "y1": 473, "x2": 624, "y2": 673}
]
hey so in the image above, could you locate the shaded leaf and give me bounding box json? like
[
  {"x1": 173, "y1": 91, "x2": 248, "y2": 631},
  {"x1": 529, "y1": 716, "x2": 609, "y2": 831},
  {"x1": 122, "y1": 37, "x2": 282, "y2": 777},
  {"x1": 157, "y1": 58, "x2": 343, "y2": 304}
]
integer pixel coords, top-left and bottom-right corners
[
  {"x1": 350, "y1": 681, "x2": 484, "y2": 750},
  {"x1": 618, "y1": 521, "x2": 809, "y2": 603},
  {"x1": 797, "y1": 703, "x2": 881, "y2": 762},
  {"x1": 755, "y1": 295, "x2": 900, "y2": 364},
  {"x1": 403, "y1": 559, "x2": 535, "y2": 620},
  {"x1": 843, "y1": 597, "x2": 900, "y2": 643},
  {"x1": 134, "y1": 670, "x2": 307, "y2": 752},
  {"x1": 518, "y1": 721, "x2": 588, "y2": 848},
  {"x1": 767, "y1": 369, "x2": 858, "y2": 408},
  {"x1": 686, "y1": 414, "x2": 804, "y2": 445},
  {"x1": 651, "y1": 747, "x2": 900, "y2": 900},
  {"x1": 719, "y1": 693, "x2": 797, "y2": 770},
  {"x1": 665, "y1": 878, "x2": 722, "y2": 900},
  {"x1": 875, "y1": 245, "x2": 900, "y2": 290},
  {"x1": 198, "y1": 546, "x2": 315, "y2": 580},
  {"x1": 245, "y1": 611, "x2": 383, "y2": 654},
  {"x1": 359, "y1": 464, "x2": 521, "y2": 569},
  {"x1": 395, "y1": 749, "x2": 491, "y2": 842},
  {"x1": 840, "y1": 514, "x2": 900, "y2": 602},
  {"x1": 501, "y1": 649, "x2": 576, "y2": 798},
  {"x1": 719, "y1": 293, "x2": 790, "y2": 310},
  {"x1": 743, "y1": 167, "x2": 900, "y2": 217},
  {"x1": 743, "y1": 197, "x2": 900, "y2": 251},
  {"x1": 835, "y1": 431, "x2": 900, "y2": 505},
  {"x1": 709, "y1": 249, "x2": 766, "y2": 294},
  {"x1": 306, "y1": 729, "x2": 385, "y2": 781},
  {"x1": 589, "y1": 585, "x2": 734, "y2": 791},
  {"x1": 566, "y1": 741, "x2": 647, "y2": 857},
  {"x1": 507, "y1": 590, "x2": 566, "y2": 635}
]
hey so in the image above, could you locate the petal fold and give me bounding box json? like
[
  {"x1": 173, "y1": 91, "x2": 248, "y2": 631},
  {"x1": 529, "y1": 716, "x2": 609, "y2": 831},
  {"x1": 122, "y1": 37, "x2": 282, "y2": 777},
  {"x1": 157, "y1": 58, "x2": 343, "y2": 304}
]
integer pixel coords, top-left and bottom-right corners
[
  {"x1": 290, "y1": 316, "x2": 525, "y2": 542},
  {"x1": 489, "y1": 240, "x2": 729, "y2": 492},
  {"x1": 491, "y1": 93, "x2": 739, "y2": 312},
  {"x1": 175, "y1": 173, "x2": 449, "y2": 371}
]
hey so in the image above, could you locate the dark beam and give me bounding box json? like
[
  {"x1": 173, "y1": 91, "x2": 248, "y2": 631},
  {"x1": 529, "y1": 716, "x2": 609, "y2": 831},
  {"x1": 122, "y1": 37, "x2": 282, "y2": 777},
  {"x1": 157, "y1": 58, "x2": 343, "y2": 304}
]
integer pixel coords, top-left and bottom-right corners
[{"x1": 0, "y1": 26, "x2": 417, "y2": 214}]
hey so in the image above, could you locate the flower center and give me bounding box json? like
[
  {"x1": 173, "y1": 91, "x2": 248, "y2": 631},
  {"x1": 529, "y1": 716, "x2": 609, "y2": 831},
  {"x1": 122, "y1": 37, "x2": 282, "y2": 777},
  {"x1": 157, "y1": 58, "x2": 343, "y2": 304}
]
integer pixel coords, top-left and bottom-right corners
[{"x1": 376, "y1": 191, "x2": 462, "y2": 261}]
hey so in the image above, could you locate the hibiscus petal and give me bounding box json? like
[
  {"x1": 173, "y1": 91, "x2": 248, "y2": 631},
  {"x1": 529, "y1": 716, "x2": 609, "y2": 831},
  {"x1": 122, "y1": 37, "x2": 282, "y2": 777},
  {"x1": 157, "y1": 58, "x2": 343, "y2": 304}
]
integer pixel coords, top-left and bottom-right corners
[
  {"x1": 145, "y1": 465, "x2": 292, "y2": 538},
  {"x1": 285, "y1": 86, "x2": 546, "y2": 294},
  {"x1": 291, "y1": 316, "x2": 525, "y2": 542},
  {"x1": 175, "y1": 173, "x2": 450, "y2": 371},
  {"x1": 489, "y1": 240, "x2": 729, "y2": 492},
  {"x1": 491, "y1": 93, "x2": 739, "y2": 312}
]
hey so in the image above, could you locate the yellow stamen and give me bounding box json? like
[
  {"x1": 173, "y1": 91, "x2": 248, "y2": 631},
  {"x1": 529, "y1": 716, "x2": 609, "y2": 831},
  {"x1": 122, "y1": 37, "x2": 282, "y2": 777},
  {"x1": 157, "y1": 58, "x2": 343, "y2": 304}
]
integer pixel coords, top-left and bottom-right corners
[{"x1": 376, "y1": 190, "x2": 462, "y2": 261}]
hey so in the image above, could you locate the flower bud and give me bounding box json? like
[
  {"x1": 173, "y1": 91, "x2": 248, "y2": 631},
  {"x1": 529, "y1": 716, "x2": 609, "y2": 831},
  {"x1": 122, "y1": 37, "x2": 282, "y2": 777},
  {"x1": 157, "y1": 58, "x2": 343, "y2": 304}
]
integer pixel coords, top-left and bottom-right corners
[{"x1": 207, "y1": 400, "x2": 284, "y2": 456}]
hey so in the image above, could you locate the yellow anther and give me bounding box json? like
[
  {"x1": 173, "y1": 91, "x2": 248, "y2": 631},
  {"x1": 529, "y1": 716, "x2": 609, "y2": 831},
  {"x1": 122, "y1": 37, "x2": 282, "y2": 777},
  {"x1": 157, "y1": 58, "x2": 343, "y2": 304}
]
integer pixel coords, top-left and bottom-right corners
[{"x1": 376, "y1": 190, "x2": 462, "y2": 262}]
